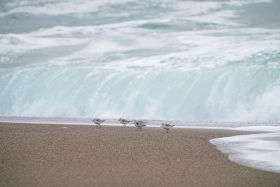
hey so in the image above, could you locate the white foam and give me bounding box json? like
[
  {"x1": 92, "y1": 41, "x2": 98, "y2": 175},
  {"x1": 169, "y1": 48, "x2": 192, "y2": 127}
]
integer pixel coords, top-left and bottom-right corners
[
  {"x1": 210, "y1": 130, "x2": 280, "y2": 173},
  {"x1": 231, "y1": 87, "x2": 280, "y2": 122},
  {"x1": 1, "y1": 0, "x2": 136, "y2": 17},
  {"x1": 0, "y1": 33, "x2": 87, "y2": 54},
  {"x1": 188, "y1": 10, "x2": 240, "y2": 26}
]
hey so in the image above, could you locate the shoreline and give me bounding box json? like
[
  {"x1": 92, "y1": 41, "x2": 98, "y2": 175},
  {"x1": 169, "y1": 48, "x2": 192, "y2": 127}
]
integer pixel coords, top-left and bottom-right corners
[
  {"x1": 1, "y1": 123, "x2": 280, "y2": 186},
  {"x1": 1, "y1": 116, "x2": 280, "y2": 127},
  {"x1": 211, "y1": 131, "x2": 280, "y2": 174}
]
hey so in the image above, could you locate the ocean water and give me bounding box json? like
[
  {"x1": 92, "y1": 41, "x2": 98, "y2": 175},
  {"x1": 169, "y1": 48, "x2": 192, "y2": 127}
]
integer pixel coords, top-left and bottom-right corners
[
  {"x1": 211, "y1": 127, "x2": 280, "y2": 174},
  {"x1": 1, "y1": 0, "x2": 280, "y2": 122}
]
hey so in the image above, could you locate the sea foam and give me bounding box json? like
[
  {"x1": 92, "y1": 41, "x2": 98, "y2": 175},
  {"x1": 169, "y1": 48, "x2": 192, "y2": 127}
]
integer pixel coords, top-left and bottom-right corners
[{"x1": 210, "y1": 128, "x2": 280, "y2": 174}]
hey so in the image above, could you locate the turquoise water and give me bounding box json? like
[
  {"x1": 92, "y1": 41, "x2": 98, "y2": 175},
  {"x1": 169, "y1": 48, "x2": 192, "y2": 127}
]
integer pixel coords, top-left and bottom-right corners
[{"x1": 0, "y1": 0, "x2": 280, "y2": 122}]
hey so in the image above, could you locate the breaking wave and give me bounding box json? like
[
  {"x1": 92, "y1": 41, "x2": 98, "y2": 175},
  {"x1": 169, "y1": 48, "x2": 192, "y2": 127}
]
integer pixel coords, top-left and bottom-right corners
[{"x1": 0, "y1": 0, "x2": 280, "y2": 122}]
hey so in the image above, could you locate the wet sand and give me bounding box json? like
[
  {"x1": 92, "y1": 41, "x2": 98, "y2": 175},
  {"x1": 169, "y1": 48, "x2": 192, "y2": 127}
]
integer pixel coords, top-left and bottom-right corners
[{"x1": 0, "y1": 123, "x2": 279, "y2": 187}]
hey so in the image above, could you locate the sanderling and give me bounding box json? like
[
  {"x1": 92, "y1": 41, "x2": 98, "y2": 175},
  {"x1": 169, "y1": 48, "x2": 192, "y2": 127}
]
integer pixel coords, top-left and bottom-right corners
[
  {"x1": 92, "y1": 118, "x2": 105, "y2": 127},
  {"x1": 133, "y1": 120, "x2": 146, "y2": 131},
  {"x1": 118, "y1": 118, "x2": 131, "y2": 126},
  {"x1": 161, "y1": 123, "x2": 175, "y2": 133}
]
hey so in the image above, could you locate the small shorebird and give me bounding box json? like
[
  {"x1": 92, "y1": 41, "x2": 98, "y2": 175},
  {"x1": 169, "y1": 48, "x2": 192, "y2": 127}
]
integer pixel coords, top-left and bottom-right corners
[
  {"x1": 92, "y1": 118, "x2": 105, "y2": 127},
  {"x1": 133, "y1": 120, "x2": 146, "y2": 131},
  {"x1": 118, "y1": 118, "x2": 131, "y2": 126},
  {"x1": 161, "y1": 123, "x2": 175, "y2": 133}
]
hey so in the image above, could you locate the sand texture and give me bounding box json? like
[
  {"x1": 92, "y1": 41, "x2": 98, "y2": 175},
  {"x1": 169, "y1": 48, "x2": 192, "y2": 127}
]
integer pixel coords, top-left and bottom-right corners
[{"x1": 0, "y1": 123, "x2": 279, "y2": 187}]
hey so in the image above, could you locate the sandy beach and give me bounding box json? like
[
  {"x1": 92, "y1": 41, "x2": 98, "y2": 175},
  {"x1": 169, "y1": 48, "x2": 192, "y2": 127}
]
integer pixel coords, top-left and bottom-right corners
[{"x1": 0, "y1": 123, "x2": 279, "y2": 187}]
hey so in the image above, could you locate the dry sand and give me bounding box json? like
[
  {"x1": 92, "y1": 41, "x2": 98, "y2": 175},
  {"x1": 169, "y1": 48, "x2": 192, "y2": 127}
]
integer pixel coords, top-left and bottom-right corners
[{"x1": 0, "y1": 122, "x2": 279, "y2": 187}]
